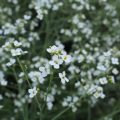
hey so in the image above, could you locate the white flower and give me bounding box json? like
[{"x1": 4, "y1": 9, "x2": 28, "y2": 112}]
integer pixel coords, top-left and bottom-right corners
[
  {"x1": 6, "y1": 58, "x2": 16, "y2": 66},
  {"x1": 0, "y1": 71, "x2": 7, "y2": 86},
  {"x1": 87, "y1": 85, "x2": 97, "y2": 94},
  {"x1": 97, "y1": 65, "x2": 107, "y2": 71},
  {"x1": 47, "y1": 102, "x2": 53, "y2": 110},
  {"x1": 39, "y1": 67, "x2": 48, "y2": 77},
  {"x1": 2, "y1": 41, "x2": 11, "y2": 51},
  {"x1": 38, "y1": 74, "x2": 45, "y2": 84},
  {"x1": 13, "y1": 41, "x2": 22, "y2": 47},
  {"x1": 36, "y1": 9, "x2": 43, "y2": 20},
  {"x1": 11, "y1": 48, "x2": 22, "y2": 56},
  {"x1": 47, "y1": 45, "x2": 62, "y2": 55},
  {"x1": 78, "y1": 55, "x2": 85, "y2": 63},
  {"x1": 49, "y1": 55, "x2": 63, "y2": 69},
  {"x1": 92, "y1": 86, "x2": 105, "y2": 99},
  {"x1": 24, "y1": 15, "x2": 31, "y2": 20},
  {"x1": 47, "y1": 45, "x2": 58, "y2": 53},
  {"x1": 28, "y1": 87, "x2": 38, "y2": 98},
  {"x1": 0, "y1": 80, "x2": 7, "y2": 86},
  {"x1": 112, "y1": 68, "x2": 119, "y2": 75},
  {"x1": 99, "y1": 77, "x2": 108, "y2": 85},
  {"x1": 11, "y1": 48, "x2": 27, "y2": 56},
  {"x1": 61, "y1": 52, "x2": 72, "y2": 64},
  {"x1": 28, "y1": 71, "x2": 45, "y2": 84},
  {"x1": 46, "y1": 94, "x2": 54, "y2": 110},
  {"x1": 103, "y1": 51, "x2": 111, "y2": 57},
  {"x1": 59, "y1": 71, "x2": 69, "y2": 84},
  {"x1": 55, "y1": 41, "x2": 64, "y2": 49},
  {"x1": 75, "y1": 81, "x2": 81, "y2": 88},
  {"x1": 111, "y1": 57, "x2": 119, "y2": 65},
  {"x1": 0, "y1": 71, "x2": 4, "y2": 79},
  {"x1": 94, "y1": 92, "x2": 105, "y2": 99}
]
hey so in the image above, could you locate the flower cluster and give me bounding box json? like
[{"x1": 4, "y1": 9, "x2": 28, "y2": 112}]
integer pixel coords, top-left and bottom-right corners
[
  {"x1": 2, "y1": 40, "x2": 28, "y2": 60},
  {"x1": 0, "y1": 0, "x2": 120, "y2": 120},
  {"x1": 47, "y1": 44, "x2": 72, "y2": 69}
]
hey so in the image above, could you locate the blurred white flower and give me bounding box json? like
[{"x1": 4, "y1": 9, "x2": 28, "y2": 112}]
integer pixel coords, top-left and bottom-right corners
[
  {"x1": 103, "y1": 51, "x2": 111, "y2": 57},
  {"x1": 49, "y1": 55, "x2": 63, "y2": 69},
  {"x1": 47, "y1": 45, "x2": 62, "y2": 55},
  {"x1": 2, "y1": 41, "x2": 11, "y2": 51},
  {"x1": 47, "y1": 102, "x2": 53, "y2": 110},
  {"x1": 39, "y1": 67, "x2": 48, "y2": 77},
  {"x1": 61, "y1": 52, "x2": 72, "y2": 64},
  {"x1": 111, "y1": 57, "x2": 119, "y2": 65},
  {"x1": 28, "y1": 71, "x2": 45, "y2": 84},
  {"x1": 6, "y1": 58, "x2": 16, "y2": 66},
  {"x1": 11, "y1": 48, "x2": 27, "y2": 56},
  {"x1": 97, "y1": 65, "x2": 107, "y2": 71},
  {"x1": 0, "y1": 71, "x2": 7, "y2": 86},
  {"x1": 28, "y1": 87, "x2": 38, "y2": 98},
  {"x1": 13, "y1": 41, "x2": 22, "y2": 47},
  {"x1": 99, "y1": 77, "x2": 108, "y2": 85},
  {"x1": 112, "y1": 68, "x2": 119, "y2": 75},
  {"x1": 1, "y1": 80, "x2": 7, "y2": 86},
  {"x1": 24, "y1": 15, "x2": 31, "y2": 20},
  {"x1": 59, "y1": 71, "x2": 69, "y2": 84}
]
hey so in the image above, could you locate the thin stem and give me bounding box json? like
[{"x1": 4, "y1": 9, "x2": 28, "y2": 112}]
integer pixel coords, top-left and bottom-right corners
[
  {"x1": 42, "y1": 68, "x2": 53, "y2": 111},
  {"x1": 17, "y1": 57, "x2": 42, "y2": 119},
  {"x1": 12, "y1": 67, "x2": 28, "y2": 120},
  {"x1": 99, "y1": 109, "x2": 120, "y2": 120},
  {"x1": 17, "y1": 57, "x2": 31, "y2": 88},
  {"x1": 52, "y1": 107, "x2": 70, "y2": 120},
  {"x1": 52, "y1": 96, "x2": 84, "y2": 120},
  {"x1": 35, "y1": 96, "x2": 42, "y2": 112}
]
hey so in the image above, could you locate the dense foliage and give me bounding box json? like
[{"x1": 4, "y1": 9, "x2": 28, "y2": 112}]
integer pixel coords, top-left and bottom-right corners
[{"x1": 0, "y1": 0, "x2": 120, "y2": 120}]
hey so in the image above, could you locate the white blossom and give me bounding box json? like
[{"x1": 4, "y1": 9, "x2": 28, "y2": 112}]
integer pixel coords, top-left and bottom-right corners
[
  {"x1": 112, "y1": 68, "x2": 119, "y2": 75},
  {"x1": 39, "y1": 67, "x2": 48, "y2": 77},
  {"x1": 49, "y1": 55, "x2": 63, "y2": 69},
  {"x1": 111, "y1": 57, "x2": 119, "y2": 65},
  {"x1": 13, "y1": 41, "x2": 22, "y2": 47},
  {"x1": 99, "y1": 77, "x2": 108, "y2": 85},
  {"x1": 11, "y1": 48, "x2": 27, "y2": 56},
  {"x1": 28, "y1": 87, "x2": 38, "y2": 98},
  {"x1": 6, "y1": 58, "x2": 16, "y2": 66},
  {"x1": 59, "y1": 71, "x2": 69, "y2": 84},
  {"x1": 47, "y1": 45, "x2": 62, "y2": 55},
  {"x1": 97, "y1": 65, "x2": 107, "y2": 71},
  {"x1": 61, "y1": 52, "x2": 72, "y2": 64}
]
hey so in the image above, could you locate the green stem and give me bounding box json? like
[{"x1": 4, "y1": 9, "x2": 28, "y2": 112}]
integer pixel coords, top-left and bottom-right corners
[
  {"x1": 52, "y1": 107, "x2": 70, "y2": 120},
  {"x1": 52, "y1": 96, "x2": 84, "y2": 120},
  {"x1": 17, "y1": 57, "x2": 31, "y2": 88},
  {"x1": 12, "y1": 67, "x2": 28, "y2": 120},
  {"x1": 42, "y1": 68, "x2": 53, "y2": 111},
  {"x1": 17, "y1": 57, "x2": 42, "y2": 119},
  {"x1": 99, "y1": 109, "x2": 120, "y2": 120}
]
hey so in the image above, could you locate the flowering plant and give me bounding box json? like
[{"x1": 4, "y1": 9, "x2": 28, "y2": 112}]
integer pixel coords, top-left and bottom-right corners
[{"x1": 0, "y1": 0, "x2": 120, "y2": 120}]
